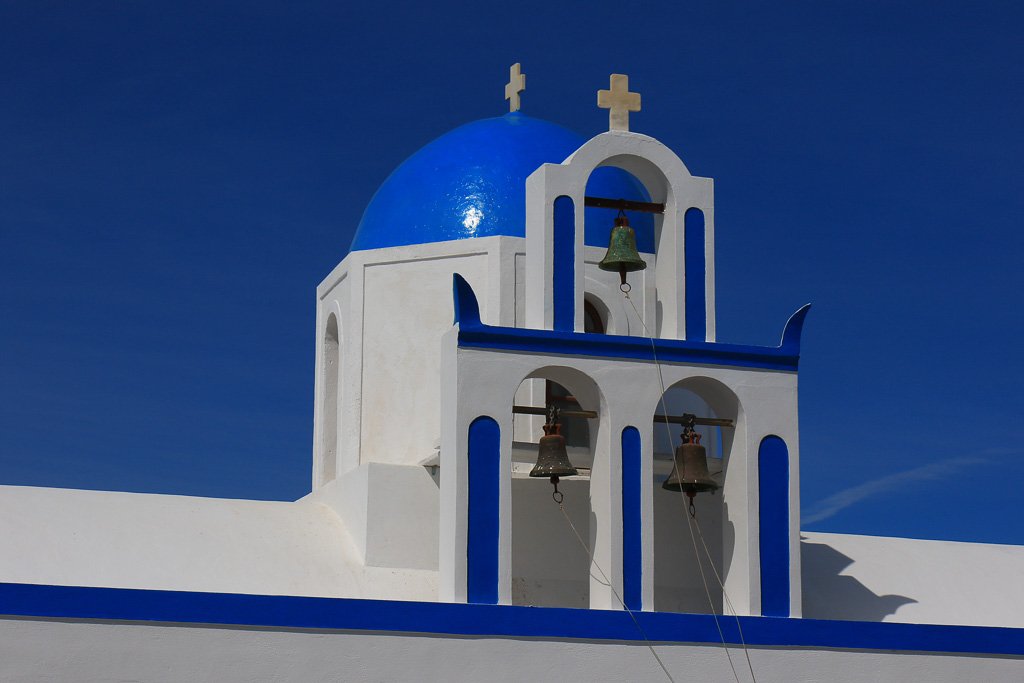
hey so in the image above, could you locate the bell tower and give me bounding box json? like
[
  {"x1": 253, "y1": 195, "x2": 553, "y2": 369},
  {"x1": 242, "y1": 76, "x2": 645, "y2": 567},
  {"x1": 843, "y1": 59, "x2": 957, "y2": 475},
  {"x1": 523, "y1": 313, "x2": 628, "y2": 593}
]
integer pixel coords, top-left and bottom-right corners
[
  {"x1": 439, "y1": 73, "x2": 805, "y2": 621},
  {"x1": 525, "y1": 74, "x2": 717, "y2": 341}
]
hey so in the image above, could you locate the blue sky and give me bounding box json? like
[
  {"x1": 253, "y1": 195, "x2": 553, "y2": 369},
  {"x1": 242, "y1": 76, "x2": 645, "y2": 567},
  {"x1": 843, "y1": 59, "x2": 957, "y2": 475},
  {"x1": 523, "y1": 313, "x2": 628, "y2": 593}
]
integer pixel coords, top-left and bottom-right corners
[{"x1": 2, "y1": 2, "x2": 1022, "y2": 544}]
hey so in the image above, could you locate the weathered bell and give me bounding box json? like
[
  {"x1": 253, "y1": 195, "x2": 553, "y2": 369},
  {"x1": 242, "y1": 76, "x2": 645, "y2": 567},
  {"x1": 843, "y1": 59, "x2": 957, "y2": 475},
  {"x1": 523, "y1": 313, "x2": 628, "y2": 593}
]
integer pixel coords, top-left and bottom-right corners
[
  {"x1": 529, "y1": 423, "x2": 578, "y2": 479},
  {"x1": 598, "y1": 214, "x2": 647, "y2": 283},
  {"x1": 663, "y1": 432, "x2": 718, "y2": 494}
]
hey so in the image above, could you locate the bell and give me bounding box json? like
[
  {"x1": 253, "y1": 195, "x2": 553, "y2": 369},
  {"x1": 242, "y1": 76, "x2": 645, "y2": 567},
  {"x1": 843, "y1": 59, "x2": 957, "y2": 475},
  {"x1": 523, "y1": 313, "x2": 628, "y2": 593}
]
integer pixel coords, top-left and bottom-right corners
[
  {"x1": 598, "y1": 214, "x2": 647, "y2": 285},
  {"x1": 529, "y1": 423, "x2": 578, "y2": 479},
  {"x1": 663, "y1": 431, "x2": 718, "y2": 494}
]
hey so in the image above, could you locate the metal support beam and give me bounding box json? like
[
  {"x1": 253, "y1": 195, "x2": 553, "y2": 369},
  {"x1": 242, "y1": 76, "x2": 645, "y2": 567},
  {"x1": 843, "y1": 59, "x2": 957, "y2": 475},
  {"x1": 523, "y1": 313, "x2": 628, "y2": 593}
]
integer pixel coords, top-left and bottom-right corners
[
  {"x1": 511, "y1": 405, "x2": 734, "y2": 428},
  {"x1": 584, "y1": 196, "x2": 665, "y2": 214}
]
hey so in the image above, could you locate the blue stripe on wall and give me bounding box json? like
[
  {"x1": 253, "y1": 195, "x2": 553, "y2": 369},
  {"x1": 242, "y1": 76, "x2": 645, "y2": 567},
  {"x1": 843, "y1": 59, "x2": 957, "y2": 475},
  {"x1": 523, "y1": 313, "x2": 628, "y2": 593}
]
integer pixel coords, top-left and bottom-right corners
[
  {"x1": 457, "y1": 326, "x2": 800, "y2": 371},
  {"x1": 3, "y1": 582, "x2": 1023, "y2": 656},
  {"x1": 552, "y1": 195, "x2": 575, "y2": 332},
  {"x1": 621, "y1": 426, "x2": 642, "y2": 611},
  {"x1": 759, "y1": 435, "x2": 790, "y2": 617},
  {"x1": 468, "y1": 416, "x2": 501, "y2": 604},
  {"x1": 451, "y1": 273, "x2": 810, "y2": 372},
  {"x1": 684, "y1": 208, "x2": 706, "y2": 341}
]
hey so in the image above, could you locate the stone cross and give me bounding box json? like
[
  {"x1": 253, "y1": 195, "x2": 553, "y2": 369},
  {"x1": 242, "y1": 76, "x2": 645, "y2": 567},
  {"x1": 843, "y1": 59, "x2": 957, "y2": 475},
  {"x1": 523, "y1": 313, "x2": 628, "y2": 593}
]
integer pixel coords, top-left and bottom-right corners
[
  {"x1": 597, "y1": 74, "x2": 641, "y2": 131},
  {"x1": 505, "y1": 63, "x2": 526, "y2": 113}
]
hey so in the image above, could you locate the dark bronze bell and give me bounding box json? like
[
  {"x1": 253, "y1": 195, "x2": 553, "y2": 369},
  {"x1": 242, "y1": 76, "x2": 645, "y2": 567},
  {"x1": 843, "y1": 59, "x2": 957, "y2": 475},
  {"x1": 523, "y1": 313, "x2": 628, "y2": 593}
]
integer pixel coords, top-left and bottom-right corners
[
  {"x1": 529, "y1": 423, "x2": 578, "y2": 479},
  {"x1": 663, "y1": 431, "x2": 718, "y2": 494},
  {"x1": 598, "y1": 214, "x2": 647, "y2": 285}
]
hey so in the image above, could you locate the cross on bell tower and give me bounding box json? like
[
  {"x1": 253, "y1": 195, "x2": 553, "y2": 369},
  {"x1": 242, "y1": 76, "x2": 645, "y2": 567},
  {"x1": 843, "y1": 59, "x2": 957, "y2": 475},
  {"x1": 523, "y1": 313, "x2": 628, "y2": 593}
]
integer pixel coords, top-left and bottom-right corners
[
  {"x1": 505, "y1": 63, "x2": 525, "y2": 113},
  {"x1": 598, "y1": 74, "x2": 641, "y2": 132}
]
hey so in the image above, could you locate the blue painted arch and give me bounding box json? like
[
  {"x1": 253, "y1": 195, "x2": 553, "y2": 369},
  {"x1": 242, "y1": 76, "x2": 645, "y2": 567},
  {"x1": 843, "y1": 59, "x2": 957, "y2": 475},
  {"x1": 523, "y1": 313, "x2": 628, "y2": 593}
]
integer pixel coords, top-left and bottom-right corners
[
  {"x1": 758, "y1": 435, "x2": 791, "y2": 617},
  {"x1": 467, "y1": 416, "x2": 501, "y2": 604},
  {"x1": 621, "y1": 426, "x2": 643, "y2": 611},
  {"x1": 351, "y1": 113, "x2": 654, "y2": 252}
]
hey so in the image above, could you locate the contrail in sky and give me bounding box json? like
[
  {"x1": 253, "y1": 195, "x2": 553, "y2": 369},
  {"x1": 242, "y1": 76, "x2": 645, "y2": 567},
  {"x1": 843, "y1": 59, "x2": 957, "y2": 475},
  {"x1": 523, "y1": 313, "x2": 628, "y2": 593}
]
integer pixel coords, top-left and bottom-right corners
[{"x1": 801, "y1": 456, "x2": 988, "y2": 525}]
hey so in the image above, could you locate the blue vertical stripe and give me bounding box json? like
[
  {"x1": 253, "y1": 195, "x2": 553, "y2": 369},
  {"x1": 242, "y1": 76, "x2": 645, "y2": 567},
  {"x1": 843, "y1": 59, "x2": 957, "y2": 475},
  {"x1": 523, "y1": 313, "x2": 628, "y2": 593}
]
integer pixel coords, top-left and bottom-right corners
[
  {"x1": 552, "y1": 195, "x2": 575, "y2": 332},
  {"x1": 684, "y1": 208, "x2": 706, "y2": 341},
  {"x1": 758, "y1": 435, "x2": 790, "y2": 617},
  {"x1": 622, "y1": 426, "x2": 642, "y2": 611},
  {"x1": 468, "y1": 416, "x2": 501, "y2": 604}
]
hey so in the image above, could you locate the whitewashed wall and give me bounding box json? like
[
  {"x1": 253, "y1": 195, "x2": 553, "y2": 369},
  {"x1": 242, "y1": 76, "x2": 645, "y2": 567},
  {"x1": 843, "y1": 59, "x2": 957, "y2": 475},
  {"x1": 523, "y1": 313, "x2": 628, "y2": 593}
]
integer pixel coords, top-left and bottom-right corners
[{"x1": 3, "y1": 619, "x2": 1020, "y2": 683}]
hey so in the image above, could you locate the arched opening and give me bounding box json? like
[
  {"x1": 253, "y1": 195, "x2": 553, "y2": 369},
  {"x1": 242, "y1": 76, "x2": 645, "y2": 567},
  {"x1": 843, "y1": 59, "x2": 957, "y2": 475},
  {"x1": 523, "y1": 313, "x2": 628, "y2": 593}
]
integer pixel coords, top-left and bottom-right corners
[
  {"x1": 510, "y1": 367, "x2": 601, "y2": 608},
  {"x1": 581, "y1": 164, "x2": 660, "y2": 337},
  {"x1": 583, "y1": 166, "x2": 656, "y2": 256},
  {"x1": 650, "y1": 377, "x2": 738, "y2": 614},
  {"x1": 320, "y1": 313, "x2": 340, "y2": 484}
]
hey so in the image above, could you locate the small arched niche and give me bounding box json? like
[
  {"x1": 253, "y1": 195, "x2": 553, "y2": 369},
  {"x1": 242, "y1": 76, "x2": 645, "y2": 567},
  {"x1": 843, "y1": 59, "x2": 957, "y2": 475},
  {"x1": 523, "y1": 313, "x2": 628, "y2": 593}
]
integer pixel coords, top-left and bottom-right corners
[
  {"x1": 510, "y1": 366, "x2": 602, "y2": 608},
  {"x1": 320, "y1": 313, "x2": 340, "y2": 484},
  {"x1": 583, "y1": 296, "x2": 606, "y2": 334},
  {"x1": 651, "y1": 376, "x2": 739, "y2": 614}
]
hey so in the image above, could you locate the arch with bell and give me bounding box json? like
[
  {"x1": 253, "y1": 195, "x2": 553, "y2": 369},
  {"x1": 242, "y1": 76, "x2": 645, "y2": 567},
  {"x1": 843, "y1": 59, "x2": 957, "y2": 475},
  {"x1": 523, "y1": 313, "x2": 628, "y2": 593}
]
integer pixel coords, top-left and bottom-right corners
[
  {"x1": 524, "y1": 130, "x2": 716, "y2": 342},
  {"x1": 648, "y1": 377, "x2": 734, "y2": 615},
  {"x1": 439, "y1": 299, "x2": 804, "y2": 618},
  {"x1": 509, "y1": 365, "x2": 603, "y2": 608}
]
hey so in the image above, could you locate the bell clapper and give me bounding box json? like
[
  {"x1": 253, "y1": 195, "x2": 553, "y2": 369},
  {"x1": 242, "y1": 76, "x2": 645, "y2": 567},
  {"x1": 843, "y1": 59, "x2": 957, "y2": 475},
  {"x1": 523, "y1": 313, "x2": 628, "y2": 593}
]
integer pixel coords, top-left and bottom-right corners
[
  {"x1": 547, "y1": 406, "x2": 565, "y2": 504},
  {"x1": 550, "y1": 476, "x2": 564, "y2": 505},
  {"x1": 619, "y1": 269, "x2": 631, "y2": 295}
]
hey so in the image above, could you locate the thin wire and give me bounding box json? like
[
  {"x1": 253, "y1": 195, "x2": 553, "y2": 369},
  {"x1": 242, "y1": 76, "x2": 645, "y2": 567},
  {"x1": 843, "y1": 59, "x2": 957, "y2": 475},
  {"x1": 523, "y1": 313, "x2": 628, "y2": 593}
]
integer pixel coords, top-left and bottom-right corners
[
  {"x1": 623, "y1": 289, "x2": 755, "y2": 683},
  {"x1": 623, "y1": 292, "x2": 739, "y2": 679},
  {"x1": 689, "y1": 508, "x2": 757, "y2": 682},
  {"x1": 681, "y1": 501, "x2": 740, "y2": 683},
  {"x1": 555, "y1": 496, "x2": 676, "y2": 683}
]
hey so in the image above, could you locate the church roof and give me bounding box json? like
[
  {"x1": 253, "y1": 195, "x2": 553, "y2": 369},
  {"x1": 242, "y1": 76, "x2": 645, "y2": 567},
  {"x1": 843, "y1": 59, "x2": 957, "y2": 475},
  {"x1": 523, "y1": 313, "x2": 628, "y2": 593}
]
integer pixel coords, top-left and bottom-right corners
[
  {"x1": 0, "y1": 485, "x2": 436, "y2": 601},
  {"x1": 349, "y1": 112, "x2": 655, "y2": 252}
]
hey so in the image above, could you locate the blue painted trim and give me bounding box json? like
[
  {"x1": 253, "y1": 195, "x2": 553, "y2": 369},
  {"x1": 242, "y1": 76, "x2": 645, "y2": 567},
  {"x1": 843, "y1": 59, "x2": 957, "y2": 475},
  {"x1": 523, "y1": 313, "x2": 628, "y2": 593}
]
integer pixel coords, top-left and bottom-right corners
[
  {"x1": 452, "y1": 273, "x2": 481, "y2": 327},
  {"x1": 552, "y1": 196, "x2": 575, "y2": 332},
  {"x1": 452, "y1": 276, "x2": 808, "y2": 371},
  {"x1": 468, "y1": 416, "x2": 500, "y2": 604},
  {"x1": 780, "y1": 304, "x2": 811, "y2": 355},
  {"x1": 622, "y1": 427, "x2": 642, "y2": 611},
  {"x1": 684, "y1": 208, "x2": 706, "y2": 342},
  {"x1": 3, "y1": 582, "x2": 1023, "y2": 656},
  {"x1": 759, "y1": 436, "x2": 790, "y2": 617}
]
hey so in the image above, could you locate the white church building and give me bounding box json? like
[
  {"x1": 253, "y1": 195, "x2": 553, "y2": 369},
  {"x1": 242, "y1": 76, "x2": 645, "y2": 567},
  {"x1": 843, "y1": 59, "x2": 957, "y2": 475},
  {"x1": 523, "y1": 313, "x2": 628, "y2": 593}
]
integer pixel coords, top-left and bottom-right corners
[{"x1": 2, "y1": 68, "x2": 1023, "y2": 681}]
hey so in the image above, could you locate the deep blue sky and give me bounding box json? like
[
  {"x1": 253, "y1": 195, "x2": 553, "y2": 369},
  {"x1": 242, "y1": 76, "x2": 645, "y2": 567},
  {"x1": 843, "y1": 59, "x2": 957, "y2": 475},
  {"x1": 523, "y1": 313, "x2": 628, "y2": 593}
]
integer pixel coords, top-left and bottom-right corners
[{"x1": 2, "y1": 2, "x2": 1022, "y2": 544}]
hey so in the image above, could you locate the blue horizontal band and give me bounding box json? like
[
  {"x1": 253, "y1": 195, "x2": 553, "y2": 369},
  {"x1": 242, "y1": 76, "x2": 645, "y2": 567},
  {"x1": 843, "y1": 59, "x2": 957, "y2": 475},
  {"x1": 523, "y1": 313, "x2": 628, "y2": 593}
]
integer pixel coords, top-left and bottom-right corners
[
  {"x1": 2, "y1": 582, "x2": 1022, "y2": 657},
  {"x1": 457, "y1": 327, "x2": 801, "y2": 371},
  {"x1": 452, "y1": 274, "x2": 809, "y2": 372}
]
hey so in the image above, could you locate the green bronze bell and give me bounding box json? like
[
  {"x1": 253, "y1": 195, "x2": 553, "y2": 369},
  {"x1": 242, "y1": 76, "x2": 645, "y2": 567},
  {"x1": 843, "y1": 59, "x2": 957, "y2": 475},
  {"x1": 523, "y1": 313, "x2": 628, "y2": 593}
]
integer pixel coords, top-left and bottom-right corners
[{"x1": 598, "y1": 214, "x2": 647, "y2": 286}]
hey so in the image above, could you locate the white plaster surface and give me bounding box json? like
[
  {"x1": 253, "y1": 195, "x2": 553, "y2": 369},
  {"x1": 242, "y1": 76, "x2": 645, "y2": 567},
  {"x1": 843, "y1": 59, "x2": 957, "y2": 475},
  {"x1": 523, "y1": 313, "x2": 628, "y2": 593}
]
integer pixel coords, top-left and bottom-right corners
[
  {"x1": 360, "y1": 251, "x2": 488, "y2": 467},
  {"x1": 440, "y1": 339, "x2": 802, "y2": 615},
  {"x1": 306, "y1": 462, "x2": 440, "y2": 570},
  {"x1": 2, "y1": 618, "x2": 1022, "y2": 683},
  {"x1": 0, "y1": 485, "x2": 435, "y2": 601},
  {"x1": 802, "y1": 531, "x2": 1024, "y2": 628}
]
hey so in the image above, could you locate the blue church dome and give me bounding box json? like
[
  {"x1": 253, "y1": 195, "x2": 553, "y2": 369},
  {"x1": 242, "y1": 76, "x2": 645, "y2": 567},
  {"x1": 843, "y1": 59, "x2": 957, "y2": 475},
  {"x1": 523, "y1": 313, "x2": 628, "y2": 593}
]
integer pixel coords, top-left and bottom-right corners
[{"x1": 350, "y1": 112, "x2": 655, "y2": 252}]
